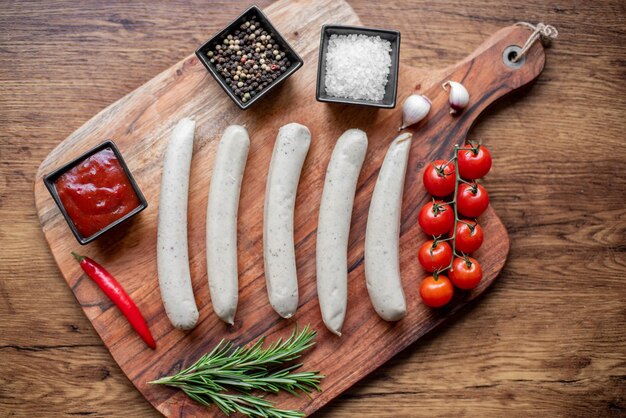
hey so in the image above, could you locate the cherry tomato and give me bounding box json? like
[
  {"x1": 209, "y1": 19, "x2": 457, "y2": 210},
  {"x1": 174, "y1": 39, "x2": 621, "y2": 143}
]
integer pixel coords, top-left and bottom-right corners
[
  {"x1": 418, "y1": 200, "x2": 454, "y2": 236},
  {"x1": 457, "y1": 183, "x2": 489, "y2": 218},
  {"x1": 423, "y1": 160, "x2": 456, "y2": 197},
  {"x1": 449, "y1": 256, "x2": 483, "y2": 290},
  {"x1": 418, "y1": 240, "x2": 452, "y2": 272},
  {"x1": 451, "y1": 220, "x2": 484, "y2": 254},
  {"x1": 419, "y1": 275, "x2": 454, "y2": 308},
  {"x1": 458, "y1": 144, "x2": 492, "y2": 180}
]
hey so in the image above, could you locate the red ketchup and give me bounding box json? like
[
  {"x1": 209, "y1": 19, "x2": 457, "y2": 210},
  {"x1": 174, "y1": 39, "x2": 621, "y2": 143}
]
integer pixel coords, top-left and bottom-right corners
[{"x1": 55, "y1": 148, "x2": 140, "y2": 238}]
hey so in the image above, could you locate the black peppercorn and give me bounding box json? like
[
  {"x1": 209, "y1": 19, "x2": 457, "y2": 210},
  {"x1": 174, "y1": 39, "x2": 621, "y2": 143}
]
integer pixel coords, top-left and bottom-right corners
[{"x1": 206, "y1": 16, "x2": 296, "y2": 104}]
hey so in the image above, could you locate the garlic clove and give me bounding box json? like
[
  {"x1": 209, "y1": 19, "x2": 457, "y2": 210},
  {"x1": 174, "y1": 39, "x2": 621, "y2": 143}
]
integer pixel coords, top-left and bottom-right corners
[
  {"x1": 400, "y1": 94, "x2": 432, "y2": 130},
  {"x1": 443, "y1": 81, "x2": 469, "y2": 114}
]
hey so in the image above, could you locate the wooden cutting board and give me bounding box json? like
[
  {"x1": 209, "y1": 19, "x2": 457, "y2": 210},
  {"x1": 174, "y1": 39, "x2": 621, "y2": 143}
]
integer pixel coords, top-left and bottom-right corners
[{"x1": 34, "y1": 0, "x2": 546, "y2": 415}]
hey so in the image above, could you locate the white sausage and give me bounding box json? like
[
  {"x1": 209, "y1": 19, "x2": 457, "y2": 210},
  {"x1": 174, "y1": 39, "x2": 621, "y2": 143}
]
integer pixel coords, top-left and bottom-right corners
[
  {"x1": 206, "y1": 125, "x2": 250, "y2": 325},
  {"x1": 316, "y1": 129, "x2": 368, "y2": 336},
  {"x1": 263, "y1": 123, "x2": 311, "y2": 318},
  {"x1": 157, "y1": 118, "x2": 199, "y2": 330},
  {"x1": 364, "y1": 132, "x2": 413, "y2": 321}
]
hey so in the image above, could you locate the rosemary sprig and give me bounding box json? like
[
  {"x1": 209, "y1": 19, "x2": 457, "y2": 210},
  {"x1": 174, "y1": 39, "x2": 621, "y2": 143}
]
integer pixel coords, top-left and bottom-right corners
[{"x1": 150, "y1": 325, "x2": 324, "y2": 418}]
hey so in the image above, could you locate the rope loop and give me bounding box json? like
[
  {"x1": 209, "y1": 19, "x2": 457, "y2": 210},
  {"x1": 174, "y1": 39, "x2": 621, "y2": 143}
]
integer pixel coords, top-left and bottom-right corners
[{"x1": 512, "y1": 22, "x2": 558, "y2": 62}]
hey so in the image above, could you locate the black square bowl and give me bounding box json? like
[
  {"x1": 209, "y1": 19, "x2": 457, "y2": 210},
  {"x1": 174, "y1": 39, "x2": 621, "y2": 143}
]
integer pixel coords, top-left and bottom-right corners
[
  {"x1": 43, "y1": 140, "x2": 148, "y2": 245},
  {"x1": 195, "y1": 5, "x2": 303, "y2": 110},
  {"x1": 316, "y1": 25, "x2": 401, "y2": 108}
]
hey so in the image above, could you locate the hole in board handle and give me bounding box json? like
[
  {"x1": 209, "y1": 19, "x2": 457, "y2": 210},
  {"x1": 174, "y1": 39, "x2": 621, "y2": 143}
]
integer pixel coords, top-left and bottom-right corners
[{"x1": 503, "y1": 45, "x2": 525, "y2": 69}]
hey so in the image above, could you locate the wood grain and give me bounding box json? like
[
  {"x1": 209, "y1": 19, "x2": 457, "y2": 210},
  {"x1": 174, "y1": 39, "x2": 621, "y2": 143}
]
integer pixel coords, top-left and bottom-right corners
[
  {"x1": 31, "y1": 0, "x2": 548, "y2": 413},
  {"x1": 1, "y1": 0, "x2": 625, "y2": 417}
]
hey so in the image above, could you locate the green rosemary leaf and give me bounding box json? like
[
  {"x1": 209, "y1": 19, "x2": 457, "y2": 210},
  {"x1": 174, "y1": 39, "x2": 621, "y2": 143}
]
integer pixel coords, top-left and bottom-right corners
[{"x1": 149, "y1": 324, "x2": 322, "y2": 417}]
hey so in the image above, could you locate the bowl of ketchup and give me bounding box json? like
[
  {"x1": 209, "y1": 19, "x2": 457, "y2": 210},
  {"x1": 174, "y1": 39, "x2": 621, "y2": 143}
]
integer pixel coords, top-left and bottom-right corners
[{"x1": 44, "y1": 140, "x2": 148, "y2": 245}]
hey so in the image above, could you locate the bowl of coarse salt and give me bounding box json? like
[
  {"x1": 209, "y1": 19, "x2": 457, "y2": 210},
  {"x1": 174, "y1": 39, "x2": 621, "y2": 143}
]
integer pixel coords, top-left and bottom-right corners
[{"x1": 316, "y1": 25, "x2": 400, "y2": 108}]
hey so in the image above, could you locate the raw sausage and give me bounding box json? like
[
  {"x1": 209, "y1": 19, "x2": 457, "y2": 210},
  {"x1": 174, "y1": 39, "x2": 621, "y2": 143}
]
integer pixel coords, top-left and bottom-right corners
[
  {"x1": 157, "y1": 118, "x2": 199, "y2": 330},
  {"x1": 364, "y1": 132, "x2": 413, "y2": 321},
  {"x1": 206, "y1": 125, "x2": 250, "y2": 325},
  {"x1": 316, "y1": 129, "x2": 368, "y2": 335},
  {"x1": 263, "y1": 123, "x2": 311, "y2": 318}
]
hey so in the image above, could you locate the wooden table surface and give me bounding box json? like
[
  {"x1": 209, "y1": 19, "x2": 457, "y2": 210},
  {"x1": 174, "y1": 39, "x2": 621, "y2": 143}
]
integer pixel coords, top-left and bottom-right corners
[{"x1": 1, "y1": 1, "x2": 624, "y2": 416}]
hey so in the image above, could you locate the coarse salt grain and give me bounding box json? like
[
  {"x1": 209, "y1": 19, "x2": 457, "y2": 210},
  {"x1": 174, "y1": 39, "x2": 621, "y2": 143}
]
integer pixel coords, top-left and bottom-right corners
[{"x1": 324, "y1": 34, "x2": 392, "y2": 102}]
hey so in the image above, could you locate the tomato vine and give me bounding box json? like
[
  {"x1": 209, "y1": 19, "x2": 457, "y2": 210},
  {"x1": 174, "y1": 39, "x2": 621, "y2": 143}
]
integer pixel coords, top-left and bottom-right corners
[{"x1": 417, "y1": 141, "x2": 491, "y2": 308}]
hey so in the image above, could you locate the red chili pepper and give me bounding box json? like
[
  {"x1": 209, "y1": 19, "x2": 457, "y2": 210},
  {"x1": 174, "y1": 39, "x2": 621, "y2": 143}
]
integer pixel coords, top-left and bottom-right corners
[{"x1": 72, "y1": 252, "x2": 156, "y2": 349}]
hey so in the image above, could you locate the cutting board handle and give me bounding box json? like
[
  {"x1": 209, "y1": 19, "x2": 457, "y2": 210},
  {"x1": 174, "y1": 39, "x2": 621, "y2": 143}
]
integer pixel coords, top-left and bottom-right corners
[
  {"x1": 400, "y1": 25, "x2": 546, "y2": 233},
  {"x1": 404, "y1": 25, "x2": 546, "y2": 144}
]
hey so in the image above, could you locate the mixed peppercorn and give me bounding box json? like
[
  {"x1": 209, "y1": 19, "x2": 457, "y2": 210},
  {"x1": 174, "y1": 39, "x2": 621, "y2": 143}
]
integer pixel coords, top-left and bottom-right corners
[{"x1": 207, "y1": 17, "x2": 292, "y2": 103}]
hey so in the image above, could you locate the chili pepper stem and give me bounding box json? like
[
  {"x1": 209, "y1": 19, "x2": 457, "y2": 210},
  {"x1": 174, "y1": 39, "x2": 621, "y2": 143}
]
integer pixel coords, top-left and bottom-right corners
[{"x1": 71, "y1": 251, "x2": 85, "y2": 263}]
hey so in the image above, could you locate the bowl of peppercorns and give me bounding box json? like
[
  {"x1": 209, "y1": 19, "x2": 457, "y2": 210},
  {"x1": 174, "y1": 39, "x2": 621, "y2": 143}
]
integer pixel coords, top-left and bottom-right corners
[{"x1": 195, "y1": 5, "x2": 304, "y2": 110}]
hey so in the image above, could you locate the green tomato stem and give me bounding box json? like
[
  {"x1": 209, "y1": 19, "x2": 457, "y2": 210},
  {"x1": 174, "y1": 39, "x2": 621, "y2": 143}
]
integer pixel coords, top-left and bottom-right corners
[{"x1": 440, "y1": 144, "x2": 463, "y2": 275}]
